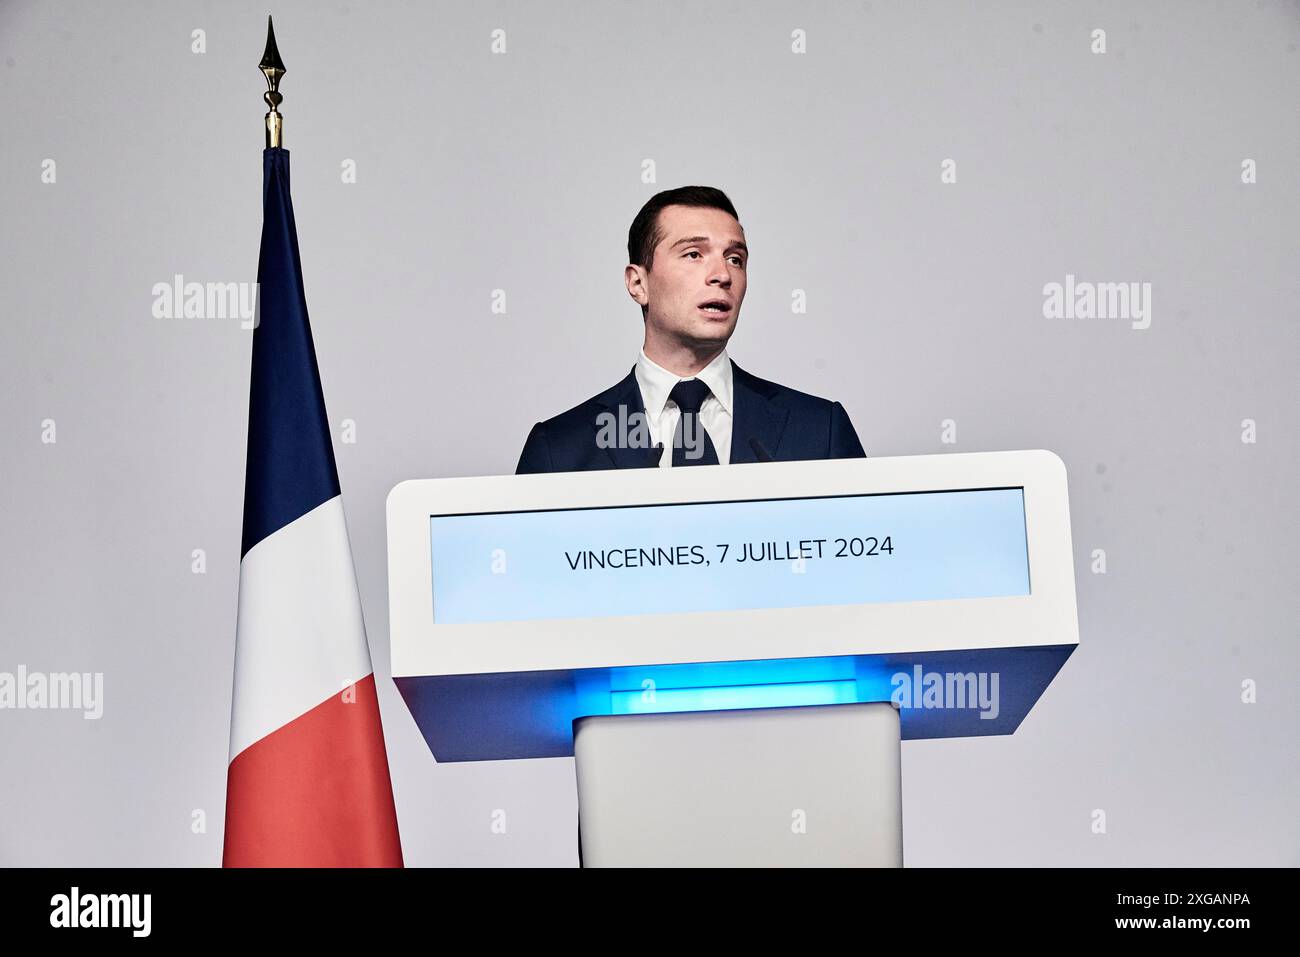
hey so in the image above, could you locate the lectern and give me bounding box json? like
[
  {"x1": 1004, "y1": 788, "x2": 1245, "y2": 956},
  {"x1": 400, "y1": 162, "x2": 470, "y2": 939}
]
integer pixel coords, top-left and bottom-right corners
[{"x1": 387, "y1": 450, "x2": 1079, "y2": 866}]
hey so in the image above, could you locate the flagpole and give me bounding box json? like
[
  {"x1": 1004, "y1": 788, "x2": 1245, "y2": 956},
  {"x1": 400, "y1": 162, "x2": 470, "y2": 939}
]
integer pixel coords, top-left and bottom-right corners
[
  {"x1": 227, "y1": 15, "x2": 404, "y2": 867},
  {"x1": 260, "y1": 16, "x2": 285, "y2": 148}
]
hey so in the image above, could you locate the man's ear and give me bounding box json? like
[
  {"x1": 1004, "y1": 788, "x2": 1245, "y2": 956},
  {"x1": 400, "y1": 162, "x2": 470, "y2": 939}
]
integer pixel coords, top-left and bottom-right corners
[{"x1": 625, "y1": 263, "x2": 649, "y2": 308}]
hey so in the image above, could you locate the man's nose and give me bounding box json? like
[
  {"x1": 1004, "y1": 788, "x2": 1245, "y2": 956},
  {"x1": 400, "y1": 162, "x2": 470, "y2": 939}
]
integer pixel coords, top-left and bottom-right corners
[{"x1": 708, "y1": 258, "x2": 733, "y2": 286}]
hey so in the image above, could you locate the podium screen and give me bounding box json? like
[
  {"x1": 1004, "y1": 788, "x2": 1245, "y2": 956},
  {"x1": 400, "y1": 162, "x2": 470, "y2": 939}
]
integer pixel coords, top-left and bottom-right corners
[{"x1": 427, "y1": 486, "x2": 1030, "y2": 625}]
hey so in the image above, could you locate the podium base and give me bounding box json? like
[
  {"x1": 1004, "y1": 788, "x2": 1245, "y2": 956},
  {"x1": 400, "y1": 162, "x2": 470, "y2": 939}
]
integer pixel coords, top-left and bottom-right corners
[{"x1": 573, "y1": 702, "x2": 903, "y2": 867}]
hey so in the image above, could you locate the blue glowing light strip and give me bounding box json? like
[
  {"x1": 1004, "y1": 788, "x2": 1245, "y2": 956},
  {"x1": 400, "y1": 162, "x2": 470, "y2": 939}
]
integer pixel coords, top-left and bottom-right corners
[
  {"x1": 608, "y1": 656, "x2": 856, "y2": 692},
  {"x1": 610, "y1": 679, "x2": 859, "y2": 715}
]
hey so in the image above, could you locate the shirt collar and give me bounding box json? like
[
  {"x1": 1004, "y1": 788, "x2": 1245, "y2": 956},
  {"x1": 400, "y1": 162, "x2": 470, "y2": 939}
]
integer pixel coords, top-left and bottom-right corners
[{"x1": 636, "y1": 347, "x2": 733, "y2": 419}]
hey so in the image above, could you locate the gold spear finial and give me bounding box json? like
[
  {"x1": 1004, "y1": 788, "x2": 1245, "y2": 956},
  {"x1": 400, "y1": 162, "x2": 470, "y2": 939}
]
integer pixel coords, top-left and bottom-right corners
[{"x1": 259, "y1": 16, "x2": 286, "y2": 148}]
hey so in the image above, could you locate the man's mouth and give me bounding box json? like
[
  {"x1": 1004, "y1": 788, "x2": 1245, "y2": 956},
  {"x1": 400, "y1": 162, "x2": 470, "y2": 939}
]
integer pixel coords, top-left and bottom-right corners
[{"x1": 698, "y1": 299, "x2": 732, "y2": 315}]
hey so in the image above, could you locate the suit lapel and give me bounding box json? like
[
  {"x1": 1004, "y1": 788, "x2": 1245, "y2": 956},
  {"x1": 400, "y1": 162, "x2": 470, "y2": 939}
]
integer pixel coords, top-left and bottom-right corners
[
  {"x1": 593, "y1": 367, "x2": 659, "y2": 469},
  {"x1": 729, "y1": 360, "x2": 789, "y2": 464}
]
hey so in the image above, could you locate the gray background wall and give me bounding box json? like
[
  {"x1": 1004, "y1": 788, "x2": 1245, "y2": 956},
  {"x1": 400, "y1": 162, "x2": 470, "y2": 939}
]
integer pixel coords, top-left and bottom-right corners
[{"x1": 1, "y1": 0, "x2": 1297, "y2": 866}]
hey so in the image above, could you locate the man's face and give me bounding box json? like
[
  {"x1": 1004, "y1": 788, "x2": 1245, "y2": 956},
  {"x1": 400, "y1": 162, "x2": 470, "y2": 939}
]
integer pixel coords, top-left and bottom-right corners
[{"x1": 630, "y1": 204, "x2": 748, "y2": 351}]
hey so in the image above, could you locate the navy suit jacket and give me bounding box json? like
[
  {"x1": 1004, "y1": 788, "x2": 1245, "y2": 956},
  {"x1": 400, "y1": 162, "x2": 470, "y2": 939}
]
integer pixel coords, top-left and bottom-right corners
[{"x1": 516, "y1": 360, "x2": 866, "y2": 474}]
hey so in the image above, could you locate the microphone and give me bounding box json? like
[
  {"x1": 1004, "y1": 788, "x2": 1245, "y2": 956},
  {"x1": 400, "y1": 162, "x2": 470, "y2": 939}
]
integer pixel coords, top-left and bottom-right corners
[{"x1": 749, "y1": 438, "x2": 774, "y2": 462}]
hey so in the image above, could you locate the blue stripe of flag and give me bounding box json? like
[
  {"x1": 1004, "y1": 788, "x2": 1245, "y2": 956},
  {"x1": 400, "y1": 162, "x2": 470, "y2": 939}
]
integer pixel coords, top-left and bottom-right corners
[{"x1": 241, "y1": 148, "x2": 341, "y2": 558}]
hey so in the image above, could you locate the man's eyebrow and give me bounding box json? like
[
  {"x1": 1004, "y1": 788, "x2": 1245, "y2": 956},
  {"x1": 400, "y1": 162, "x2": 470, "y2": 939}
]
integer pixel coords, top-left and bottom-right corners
[{"x1": 669, "y1": 236, "x2": 749, "y2": 254}]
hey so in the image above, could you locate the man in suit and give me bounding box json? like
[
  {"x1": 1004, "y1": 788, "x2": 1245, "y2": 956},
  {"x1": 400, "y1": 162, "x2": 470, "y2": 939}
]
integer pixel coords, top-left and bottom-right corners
[{"x1": 516, "y1": 186, "x2": 866, "y2": 474}]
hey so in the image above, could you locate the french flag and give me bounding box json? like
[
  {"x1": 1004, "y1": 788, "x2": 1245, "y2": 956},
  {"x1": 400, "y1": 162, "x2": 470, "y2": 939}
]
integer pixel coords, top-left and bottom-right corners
[{"x1": 223, "y1": 147, "x2": 403, "y2": 867}]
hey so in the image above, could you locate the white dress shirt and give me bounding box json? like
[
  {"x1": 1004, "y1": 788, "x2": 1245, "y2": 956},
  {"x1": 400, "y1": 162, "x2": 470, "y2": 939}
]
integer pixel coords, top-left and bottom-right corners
[{"x1": 634, "y1": 348, "x2": 734, "y2": 467}]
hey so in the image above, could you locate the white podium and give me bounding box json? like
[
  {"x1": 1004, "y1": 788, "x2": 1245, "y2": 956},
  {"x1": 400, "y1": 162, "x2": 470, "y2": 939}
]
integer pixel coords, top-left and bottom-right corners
[{"x1": 386, "y1": 451, "x2": 1079, "y2": 866}]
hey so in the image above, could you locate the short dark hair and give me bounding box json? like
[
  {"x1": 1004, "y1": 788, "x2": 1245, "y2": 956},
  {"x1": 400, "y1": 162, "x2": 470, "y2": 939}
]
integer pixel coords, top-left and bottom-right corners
[{"x1": 627, "y1": 186, "x2": 740, "y2": 272}]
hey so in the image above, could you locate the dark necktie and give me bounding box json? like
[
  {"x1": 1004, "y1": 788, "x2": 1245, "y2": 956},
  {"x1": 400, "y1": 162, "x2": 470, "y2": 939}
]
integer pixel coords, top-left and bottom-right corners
[{"x1": 669, "y1": 378, "x2": 720, "y2": 467}]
